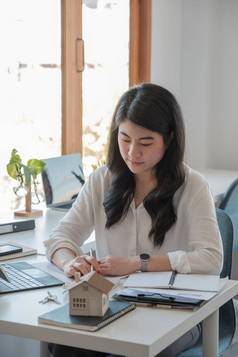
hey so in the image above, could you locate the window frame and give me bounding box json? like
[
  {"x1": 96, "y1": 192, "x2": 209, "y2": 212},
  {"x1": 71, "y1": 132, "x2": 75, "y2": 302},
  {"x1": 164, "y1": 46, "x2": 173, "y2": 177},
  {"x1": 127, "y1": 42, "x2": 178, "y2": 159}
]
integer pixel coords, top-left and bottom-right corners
[
  {"x1": 61, "y1": 0, "x2": 83, "y2": 155},
  {"x1": 129, "y1": 0, "x2": 151, "y2": 86},
  {"x1": 61, "y1": 0, "x2": 151, "y2": 155}
]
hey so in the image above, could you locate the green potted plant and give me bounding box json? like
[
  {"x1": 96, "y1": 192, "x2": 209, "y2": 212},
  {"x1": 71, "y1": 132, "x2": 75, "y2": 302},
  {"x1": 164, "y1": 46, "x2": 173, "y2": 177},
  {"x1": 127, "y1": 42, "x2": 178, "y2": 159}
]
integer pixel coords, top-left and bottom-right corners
[{"x1": 6, "y1": 149, "x2": 45, "y2": 217}]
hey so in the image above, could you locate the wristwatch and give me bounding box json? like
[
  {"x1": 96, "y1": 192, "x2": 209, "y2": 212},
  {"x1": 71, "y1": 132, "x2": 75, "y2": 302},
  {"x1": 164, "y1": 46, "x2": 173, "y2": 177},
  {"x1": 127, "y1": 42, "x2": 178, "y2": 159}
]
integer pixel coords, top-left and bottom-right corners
[{"x1": 140, "y1": 253, "x2": 151, "y2": 272}]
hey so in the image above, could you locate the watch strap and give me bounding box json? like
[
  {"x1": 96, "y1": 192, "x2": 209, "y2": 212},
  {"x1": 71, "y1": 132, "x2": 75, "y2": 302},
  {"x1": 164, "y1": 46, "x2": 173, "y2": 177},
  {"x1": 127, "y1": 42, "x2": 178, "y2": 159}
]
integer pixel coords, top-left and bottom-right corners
[
  {"x1": 140, "y1": 260, "x2": 148, "y2": 272},
  {"x1": 140, "y1": 253, "x2": 150, "y2": 272}
]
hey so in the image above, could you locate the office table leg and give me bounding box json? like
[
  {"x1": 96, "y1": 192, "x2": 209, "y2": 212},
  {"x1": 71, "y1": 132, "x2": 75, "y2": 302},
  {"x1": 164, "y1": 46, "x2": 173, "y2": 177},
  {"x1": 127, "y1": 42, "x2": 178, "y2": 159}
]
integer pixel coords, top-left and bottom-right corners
[
  {"x1": 202, "y1": 310, "x2": 219, "y2": 357},
  {"x1": 40, "y1": 341, "x2": 49, "y2": 357}
]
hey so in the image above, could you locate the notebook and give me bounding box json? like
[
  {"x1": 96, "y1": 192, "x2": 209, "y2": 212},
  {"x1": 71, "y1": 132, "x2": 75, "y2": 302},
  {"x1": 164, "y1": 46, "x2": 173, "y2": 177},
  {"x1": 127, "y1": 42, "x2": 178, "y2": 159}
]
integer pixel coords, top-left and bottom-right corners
[
  {"x1": 0, "y1": 241, "x2": 37, "y2": 261},
  {"x1": 124, "y1": 271, "x2": 220, "y2": 292},
  {"x1": 41, "y1": 153, "x2": 85, "y2": 210},
  {"x1": 38, "y1": 300, "x2": 136, "y2": 332},
  {"x1": 0, "y1": 261, "x2": 64, "y2": 294}
]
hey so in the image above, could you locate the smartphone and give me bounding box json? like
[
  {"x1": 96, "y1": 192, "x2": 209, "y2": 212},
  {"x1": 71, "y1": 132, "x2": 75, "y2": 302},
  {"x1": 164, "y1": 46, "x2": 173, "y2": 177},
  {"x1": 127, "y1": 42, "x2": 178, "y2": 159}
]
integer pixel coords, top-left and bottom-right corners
[{"x1": 0, "y1": 244, "x2": 23, "y2": 256}]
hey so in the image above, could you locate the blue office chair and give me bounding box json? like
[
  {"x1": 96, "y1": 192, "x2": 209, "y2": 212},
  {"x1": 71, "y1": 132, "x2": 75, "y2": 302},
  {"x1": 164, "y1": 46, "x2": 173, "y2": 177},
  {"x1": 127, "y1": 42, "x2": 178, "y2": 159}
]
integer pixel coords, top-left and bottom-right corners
[
  {"x1": 178, "y1": 208, "x2": 236, "y2": 357},
  {"x1": 219, "y1": 178, "x2": 238, "y2": 281},
  {"x1": 219, "y1": 178, "x2": 238, "y2": 214}
]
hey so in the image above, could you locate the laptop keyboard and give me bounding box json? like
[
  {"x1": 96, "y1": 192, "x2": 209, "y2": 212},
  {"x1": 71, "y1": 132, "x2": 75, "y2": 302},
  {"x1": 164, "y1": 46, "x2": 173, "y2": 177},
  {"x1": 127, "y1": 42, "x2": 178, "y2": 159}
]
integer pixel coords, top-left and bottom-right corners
[
  {"x1": 0, "y1": 262, "x2": 64, "y2": 294},
  {"x1": 0, "y1": 264, "x2": 45, "y2": 291}
]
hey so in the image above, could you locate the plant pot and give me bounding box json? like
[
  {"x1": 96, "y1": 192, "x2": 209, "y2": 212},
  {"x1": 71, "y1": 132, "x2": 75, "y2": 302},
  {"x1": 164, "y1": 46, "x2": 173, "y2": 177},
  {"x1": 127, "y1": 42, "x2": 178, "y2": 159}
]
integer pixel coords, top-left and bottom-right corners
[{"x1": 14, "y1": 187, "x2": 43, "y2": 218}]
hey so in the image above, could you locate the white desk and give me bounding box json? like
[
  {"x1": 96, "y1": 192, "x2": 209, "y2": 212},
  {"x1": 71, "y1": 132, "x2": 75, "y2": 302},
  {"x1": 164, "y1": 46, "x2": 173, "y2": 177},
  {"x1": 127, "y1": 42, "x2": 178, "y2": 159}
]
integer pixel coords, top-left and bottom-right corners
[
  {"x1": 0, "y1": 271, "x2": 237, "y2": 357},
  {"x1": 0, "y1": 208, "x2": 94, "y2": 255},
  {"x1": 0, "y1": 208, "x2": 65, "y2": 253},
  {"x1": 0, "y1": 208, "x2": 93, "y2": 357},
  {"x1": 0, "y1": 209, "x2": 238, "y2": 357}
]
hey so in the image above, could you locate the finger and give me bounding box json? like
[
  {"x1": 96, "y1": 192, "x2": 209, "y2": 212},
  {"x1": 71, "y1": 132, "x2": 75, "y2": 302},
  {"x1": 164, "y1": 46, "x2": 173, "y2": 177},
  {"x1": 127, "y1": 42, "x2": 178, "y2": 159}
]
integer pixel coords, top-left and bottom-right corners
[
  {"x1": 99, "y1": 261, "x2": 110, "y2": 269},
  {"x1": 72, "y1": 261, "x2": 91, "y2": 271},
  {"x1": 99, "y1": 265, "x2": 110, "y2": 275},
  {"x1": 73, "y1": 256, "x2": 88, "y2": 264},
  {"x1": 78, "y1": 265, "x2": 91, "y2": 275},
  {"x1": 74, "y1": 271, "x2": 81, "y2": 282},
  {"x1": 98, "y1": 256, "x2": 109, "y2": 264},
  {"x1": 70, "y1": 255, "x2": 88, "y2": 265},
  {"x1": 84, "y1": 256, "x2": 101, "y2": 272},
  {"x1": 100, "y1": 269, "x2": 113, "y2": 276},
  {"x1": 68, "y1": 260, "x2": 91, "y2": 276},
  {"x1": 74, "y1": 261, "x2": 92, "y2": 275},
  {"x1": 64, "y1": 265, "x2": 76, "y2": 277}
]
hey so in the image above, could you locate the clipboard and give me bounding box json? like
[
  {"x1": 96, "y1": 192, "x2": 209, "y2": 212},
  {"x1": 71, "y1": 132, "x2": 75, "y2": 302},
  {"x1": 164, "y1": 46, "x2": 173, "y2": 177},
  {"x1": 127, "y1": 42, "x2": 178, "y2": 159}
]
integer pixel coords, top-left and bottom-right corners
[{"x1": 113, "y1": 288, "x2": 205, "y2": 310}]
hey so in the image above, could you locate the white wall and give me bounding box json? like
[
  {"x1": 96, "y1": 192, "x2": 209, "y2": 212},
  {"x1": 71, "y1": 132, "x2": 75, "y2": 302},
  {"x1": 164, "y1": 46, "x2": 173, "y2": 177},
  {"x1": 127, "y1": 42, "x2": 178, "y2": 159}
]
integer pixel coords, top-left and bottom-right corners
[
  {"x1": 151, "y1": 0, "x2": 238, "y2": 171},
  {"x1": 151, "y1": 0, "x2": 182, "y2": 99},
  {"x1": 207, "y1": 0, "x2": 238, "y2": 170}
]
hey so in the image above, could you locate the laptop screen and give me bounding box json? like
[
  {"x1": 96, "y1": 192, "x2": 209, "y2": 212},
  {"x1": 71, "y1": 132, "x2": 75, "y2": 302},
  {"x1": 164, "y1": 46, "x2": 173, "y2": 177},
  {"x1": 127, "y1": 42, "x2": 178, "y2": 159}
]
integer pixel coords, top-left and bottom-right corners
[{"x1": 42, "y1": 153, "x2": 85, "y2": 208}]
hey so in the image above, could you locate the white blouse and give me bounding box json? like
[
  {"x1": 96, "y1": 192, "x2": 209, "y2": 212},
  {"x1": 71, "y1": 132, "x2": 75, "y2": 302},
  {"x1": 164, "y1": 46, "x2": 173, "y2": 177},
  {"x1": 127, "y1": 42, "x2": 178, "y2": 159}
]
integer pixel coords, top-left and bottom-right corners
[{"x1": 44, "y1": 165, "x2": 223, "y2": 274}]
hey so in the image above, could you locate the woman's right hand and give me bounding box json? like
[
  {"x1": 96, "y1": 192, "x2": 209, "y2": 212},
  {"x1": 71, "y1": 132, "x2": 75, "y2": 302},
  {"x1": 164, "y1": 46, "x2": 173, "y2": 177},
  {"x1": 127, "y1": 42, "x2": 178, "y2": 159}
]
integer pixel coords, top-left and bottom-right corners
[{"x1": 63, "y1": 255, "x2": 101, "y2": 278}]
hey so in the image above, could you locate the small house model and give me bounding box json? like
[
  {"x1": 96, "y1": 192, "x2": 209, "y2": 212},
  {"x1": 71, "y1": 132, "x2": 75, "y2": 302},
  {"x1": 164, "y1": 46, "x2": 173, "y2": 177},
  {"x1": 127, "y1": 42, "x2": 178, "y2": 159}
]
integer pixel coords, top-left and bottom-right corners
[{"x1": 69, "y1": 271, "x2": 114, "y2": 316}]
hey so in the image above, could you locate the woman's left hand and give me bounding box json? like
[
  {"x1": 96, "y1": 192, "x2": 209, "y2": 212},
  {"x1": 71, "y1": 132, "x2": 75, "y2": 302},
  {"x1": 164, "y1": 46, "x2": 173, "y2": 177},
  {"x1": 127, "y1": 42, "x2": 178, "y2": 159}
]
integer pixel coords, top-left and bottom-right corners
[{"x1": 99, "y1": 256, "x2": 139, "y2": 276}]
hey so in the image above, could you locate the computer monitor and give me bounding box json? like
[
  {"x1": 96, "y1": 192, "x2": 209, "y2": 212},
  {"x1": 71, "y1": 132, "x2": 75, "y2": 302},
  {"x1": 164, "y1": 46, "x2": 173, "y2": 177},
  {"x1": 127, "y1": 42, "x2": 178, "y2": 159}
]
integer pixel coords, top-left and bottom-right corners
[{"x1": 41, "y1": 153, "x2": 85, "y2": 210}]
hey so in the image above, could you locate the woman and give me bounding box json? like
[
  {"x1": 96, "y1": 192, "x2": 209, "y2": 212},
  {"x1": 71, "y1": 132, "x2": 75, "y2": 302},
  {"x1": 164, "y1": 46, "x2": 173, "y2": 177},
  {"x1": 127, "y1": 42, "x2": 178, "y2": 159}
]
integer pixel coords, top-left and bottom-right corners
[{"x1": 45, "y1": 83, "x2": 223, "y2": 357}]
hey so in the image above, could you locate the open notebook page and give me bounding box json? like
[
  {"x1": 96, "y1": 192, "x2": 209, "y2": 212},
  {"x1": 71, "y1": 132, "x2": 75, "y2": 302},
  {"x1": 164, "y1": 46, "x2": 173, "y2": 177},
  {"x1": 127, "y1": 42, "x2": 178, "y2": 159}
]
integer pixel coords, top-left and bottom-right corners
[{"x1": 124, "y1": 271, "x2": 220, "y2": 292}]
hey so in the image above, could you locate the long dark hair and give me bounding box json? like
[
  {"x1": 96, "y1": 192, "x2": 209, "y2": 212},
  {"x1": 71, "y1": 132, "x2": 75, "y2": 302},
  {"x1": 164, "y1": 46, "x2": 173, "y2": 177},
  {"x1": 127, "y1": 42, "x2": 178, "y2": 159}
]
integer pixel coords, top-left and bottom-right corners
[{"x1": 103, "y1": 83, "x2": 185, "y2": 246}]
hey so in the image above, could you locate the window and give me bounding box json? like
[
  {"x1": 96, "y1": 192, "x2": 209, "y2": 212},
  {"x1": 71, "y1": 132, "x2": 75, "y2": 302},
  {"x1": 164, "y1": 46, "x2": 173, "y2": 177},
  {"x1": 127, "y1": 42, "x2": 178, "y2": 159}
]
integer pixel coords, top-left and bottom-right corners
[
  {"x1": 62, "y1": 0, "x2": 151, "y2": 176},
  {"x1": 0, "y1": 0, "x2": 151, "y2": 208},
  {"x1": 82, "y1": 0, "x2": 130, "y2": 174},
  {"x1": 0, "y1": 0, "x2": 61, "y2": 209}
]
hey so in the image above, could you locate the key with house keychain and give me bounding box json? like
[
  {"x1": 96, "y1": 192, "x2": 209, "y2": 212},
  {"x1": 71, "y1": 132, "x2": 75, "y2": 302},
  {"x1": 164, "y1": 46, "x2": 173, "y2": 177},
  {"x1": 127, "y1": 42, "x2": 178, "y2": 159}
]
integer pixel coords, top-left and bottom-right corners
[{"x1": 39, "y1": 290, "x2": 61, "y2": 304}]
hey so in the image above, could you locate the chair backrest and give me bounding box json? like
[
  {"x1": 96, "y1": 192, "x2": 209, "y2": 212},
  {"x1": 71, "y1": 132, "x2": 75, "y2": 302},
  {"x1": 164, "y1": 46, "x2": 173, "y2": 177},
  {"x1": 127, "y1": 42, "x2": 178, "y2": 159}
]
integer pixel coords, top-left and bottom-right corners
[
  {"x1": 216, "y1": 208, "x2": 233, "y2": 279},
  {"x1": 178, "y1": 208, "x2": 235, "y2": 357},
  {"x1": 219, "y1": 178, "x2": 238, "y2": 280},
  {"x1": 216, "y1": 209, "x2": 236, "y2": 356},
  {"x1": 220, "y1": 178, "x2": 238, "y2": 215}
]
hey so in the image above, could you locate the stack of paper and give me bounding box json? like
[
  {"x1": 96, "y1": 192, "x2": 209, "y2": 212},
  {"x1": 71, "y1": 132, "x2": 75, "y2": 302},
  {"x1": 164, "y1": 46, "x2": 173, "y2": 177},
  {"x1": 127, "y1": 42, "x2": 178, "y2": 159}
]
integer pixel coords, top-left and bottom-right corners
[{"x1": 122, "y1": 272, "x2": 227, "y2": 302}]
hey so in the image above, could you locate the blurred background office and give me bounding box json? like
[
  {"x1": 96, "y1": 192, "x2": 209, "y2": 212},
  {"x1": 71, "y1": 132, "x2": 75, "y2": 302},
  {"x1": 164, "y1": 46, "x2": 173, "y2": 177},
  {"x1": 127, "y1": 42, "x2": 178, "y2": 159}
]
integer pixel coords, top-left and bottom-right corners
[
  {"x1": 152, "y1": 0, "x2": 238, "y2": 172},
  {"x1": 0, "y1": 1, "x2": 238, "y2": 355},
  {"x1": 1, "y1": 0, "x2": 238, "y2": 210}
]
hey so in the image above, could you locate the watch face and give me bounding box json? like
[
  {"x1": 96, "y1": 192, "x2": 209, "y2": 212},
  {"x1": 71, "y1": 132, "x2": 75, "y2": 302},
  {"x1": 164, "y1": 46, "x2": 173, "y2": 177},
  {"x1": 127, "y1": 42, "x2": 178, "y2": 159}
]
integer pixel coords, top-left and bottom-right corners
[{"x1": 140, "y1": 253, "x2": 150, "y2": 261}]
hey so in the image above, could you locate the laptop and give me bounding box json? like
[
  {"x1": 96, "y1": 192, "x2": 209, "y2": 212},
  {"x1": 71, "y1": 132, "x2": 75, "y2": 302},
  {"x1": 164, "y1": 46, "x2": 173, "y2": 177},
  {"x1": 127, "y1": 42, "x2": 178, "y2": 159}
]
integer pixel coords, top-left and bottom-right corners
[
  {"x1": 41, "y1": 153, "x2": 85, "y2": 210},
  {"x1": 0, "y1": 261, "x2": 64, "y2": 294}
]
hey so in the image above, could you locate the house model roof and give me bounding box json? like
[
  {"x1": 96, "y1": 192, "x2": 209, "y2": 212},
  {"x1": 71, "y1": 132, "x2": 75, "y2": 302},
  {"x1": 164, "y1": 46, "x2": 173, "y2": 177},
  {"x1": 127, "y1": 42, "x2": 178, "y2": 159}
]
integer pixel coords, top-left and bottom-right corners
[{"x1": 69, "y1": 271, "x2": 114, "y2": 294}]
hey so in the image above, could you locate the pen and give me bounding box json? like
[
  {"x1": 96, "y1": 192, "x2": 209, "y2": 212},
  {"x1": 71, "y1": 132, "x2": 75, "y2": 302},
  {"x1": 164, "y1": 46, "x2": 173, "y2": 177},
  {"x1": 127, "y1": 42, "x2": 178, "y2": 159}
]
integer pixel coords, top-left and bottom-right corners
[
  {"x1": 168, "y1": 271, "x2": 177, "y2": 287},
  {"x1": 89, "y1": 248, "x2": 94, "y2": 272},
  {"x1": 0, "y1": 266, "x2": 10, "y2": 282}
]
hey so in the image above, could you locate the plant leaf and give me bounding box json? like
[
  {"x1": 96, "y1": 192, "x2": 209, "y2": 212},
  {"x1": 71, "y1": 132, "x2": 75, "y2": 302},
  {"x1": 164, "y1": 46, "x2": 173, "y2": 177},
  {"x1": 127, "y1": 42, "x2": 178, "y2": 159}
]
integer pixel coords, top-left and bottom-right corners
[
  {"x1": 6, "y1": 149, "x2": 22, "y2": 180},
  {"x1": 9, "y1": 148, "x2": 22, "y2": 165},
  {"x1": 6, "y1": 162, "x2": 18, "y2": 179},
  {"x1": 27, "y1": 159, "x2": 45, "y2": 178}
]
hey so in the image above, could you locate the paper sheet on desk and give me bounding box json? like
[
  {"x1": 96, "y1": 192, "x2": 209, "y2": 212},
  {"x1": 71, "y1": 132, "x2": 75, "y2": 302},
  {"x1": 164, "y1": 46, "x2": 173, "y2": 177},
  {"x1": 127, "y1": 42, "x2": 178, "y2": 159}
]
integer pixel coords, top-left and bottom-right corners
[{"x1": 127, "y1": 278, "x2": 228, "y2": 301}]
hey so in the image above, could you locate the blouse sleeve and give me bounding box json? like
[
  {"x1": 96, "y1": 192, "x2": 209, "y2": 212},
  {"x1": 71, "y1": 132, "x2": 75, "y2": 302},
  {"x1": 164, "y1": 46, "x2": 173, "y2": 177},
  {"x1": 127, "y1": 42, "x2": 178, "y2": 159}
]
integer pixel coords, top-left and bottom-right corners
[
  {"x1": 44, "y1": 172, "x2": 96, "y2": 261},
  {"x1": 168, "y1": 183, "x2": 224, "y2": 274}
]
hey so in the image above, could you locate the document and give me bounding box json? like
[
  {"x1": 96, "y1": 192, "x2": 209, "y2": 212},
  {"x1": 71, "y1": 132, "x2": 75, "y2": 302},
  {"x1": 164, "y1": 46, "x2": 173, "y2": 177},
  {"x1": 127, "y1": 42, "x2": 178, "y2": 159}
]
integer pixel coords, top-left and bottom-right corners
[
  {"x1": 124, "y1": 271, "x2": 220, "y2": 292},
  {"x1": 113, "y1": 288, "x2": 205, "y2": 310}
]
